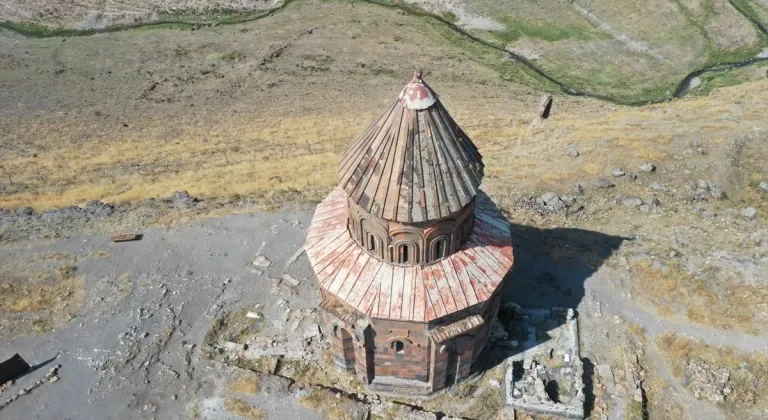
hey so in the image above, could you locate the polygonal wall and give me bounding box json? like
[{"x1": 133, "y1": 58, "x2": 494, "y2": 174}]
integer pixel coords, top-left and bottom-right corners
[
  {"x1": 318, "y1": 288, "x2": 503, "y2": 395},
  {"x1": 346, "y1": 199, "x2": 475, "y2": 266}
]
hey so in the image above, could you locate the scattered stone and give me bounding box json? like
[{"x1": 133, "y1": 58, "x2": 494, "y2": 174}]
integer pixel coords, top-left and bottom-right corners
[
  {"x1": 595, "y1": 178, "x2": 615, "y2": 188},
  {"x1": 648, "y1": 182, "x2": 668, "y2": 192},
  {"x1": 709, "y1": 184, "x2": 726, "y2": 200},
  {"x1": 252, "y1": 255, "x2": 273, "y2": 267},
  {"x1": 685, "y1": 359, "x2": 733, "y2": 404},
  {"x1": 488, "y1": 319, "x2": 509, "y2": 342},
  {"x1": 572, "y1": 183, "x2": 584, "y2": 195},
  {"x1": 621, "y1": 197, "x2": 643, "y2": 207},
  {"x1": 246, "y1": 311, "x2": 263, "y2": 320},
  {"x1": 566, "y1": 147, "x2": 580, "y2": 157},
  {"x1": 627, "y1": 172, "x2": 638, "y2": 182},
  {"x1": 170, "y1": 190, "x2": 198, "y2": 208},
  {"x1": 281, "y1": 274, "x2": 301, "y2": 287},
  {"x1": 740, "y1": 207, "x2": 757, "y2": 219},
  {"x1": 611, "y1": 168, "x2": 625, "y2": 177},
  {"x1": 638, "y1": 163, "x2": 656, "y2": 172},
  {"x1": 758, "y1": 181, "x2": 768, "y2": 193},
  {"x1": 597, "y1": 364, "x2": 615, "y2": 389},
  {"x1": 84, "y1": 200, "x2": 114, "y2": 218}
]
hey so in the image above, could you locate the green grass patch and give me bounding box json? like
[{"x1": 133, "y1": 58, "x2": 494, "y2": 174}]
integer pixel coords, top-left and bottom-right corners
[
  {"x1": 442, "y1": 10, "x2": 458, "y2": 23},
  {"x1": 489, "y1": 15, "x2": 604, "y2": 43},
  {"x1": 692, "y1": 70, "x2": 748, "y2": 96},
  {"x1": 729, "y1": 0, "x2": 768, "y2": 30}
]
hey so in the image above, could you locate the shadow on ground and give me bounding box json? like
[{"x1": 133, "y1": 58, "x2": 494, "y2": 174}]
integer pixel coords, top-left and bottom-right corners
[{"x1": 472, "y1": 218, "x2": 628, "y2": 401}]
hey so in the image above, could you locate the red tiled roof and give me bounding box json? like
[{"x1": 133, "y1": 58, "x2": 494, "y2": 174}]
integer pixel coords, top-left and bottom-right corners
[{"x1": 305, "y1": 187, "x2": 513, "y2": 322}]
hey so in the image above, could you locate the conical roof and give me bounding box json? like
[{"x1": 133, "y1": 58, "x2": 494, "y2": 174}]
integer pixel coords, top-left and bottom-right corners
[{"x1": 338, "y1": 72, "x2": 484, "y2": 223}]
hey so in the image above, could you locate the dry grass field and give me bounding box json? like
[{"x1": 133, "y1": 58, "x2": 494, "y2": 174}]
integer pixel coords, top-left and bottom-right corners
[{"x1": 1, "y1": 1, "x2": 766, "y2": 211}]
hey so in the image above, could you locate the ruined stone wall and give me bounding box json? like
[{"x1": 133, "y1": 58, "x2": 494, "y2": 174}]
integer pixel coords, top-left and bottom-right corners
[{"x1": 320, "y1": 309, "x2": 356, "y2": 370}]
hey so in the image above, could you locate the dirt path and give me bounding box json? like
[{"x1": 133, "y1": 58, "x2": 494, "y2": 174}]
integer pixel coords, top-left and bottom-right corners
[
  {"x1": 585, "y1": 269, "x2": 768, "y2": 354},
  {"x1": 646, "y1": 343, "x2": 726, "y2": 420}
]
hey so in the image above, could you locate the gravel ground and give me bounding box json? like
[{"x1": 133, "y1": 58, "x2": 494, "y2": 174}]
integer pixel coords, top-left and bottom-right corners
[{"x1": 0, "y1": 209, "x2": 320, "y2": 419}]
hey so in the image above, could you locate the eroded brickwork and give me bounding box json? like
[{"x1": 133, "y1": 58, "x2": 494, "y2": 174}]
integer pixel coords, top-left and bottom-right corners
[
  {"x1": 320, "y1": 309, "x2": 355, "y2": 370},
  {"x1": 370, "y1": 318, "x2": 431, "y2": 382}
]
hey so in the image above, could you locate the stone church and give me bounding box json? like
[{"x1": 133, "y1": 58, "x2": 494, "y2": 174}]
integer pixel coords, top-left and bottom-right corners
[{"x1": 304, "y1": 71, "x2": 514, "y2": 395}]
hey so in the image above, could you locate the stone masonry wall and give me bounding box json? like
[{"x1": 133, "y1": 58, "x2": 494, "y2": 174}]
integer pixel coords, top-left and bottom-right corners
[
  {"x1": 370, "y1": 318, "x2": 431, "y2": 383},
  {"x1": 320, "y1": 309, "x2": 355, "y2": 370}
]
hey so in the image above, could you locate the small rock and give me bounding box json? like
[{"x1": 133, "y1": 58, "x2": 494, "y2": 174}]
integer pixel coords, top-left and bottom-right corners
[
  {"x1": 632, "y1": 389, "x2": 643, "y2": 402},
  {"x1": 758, "y1": 181, "x2": 768, "y2": 193},
  {"x1": 639, "y1": 163, "x2": 656, "y2": 172},
  {"x1": 252, "y1": 255, "x2": 273, "y2": 267},
  {"x1": 566, "y1": 147, "x2": 580, "y2": 157},
  {"x1": 246, "y1": 311, "x2": 263, "y2": 320},
  {"x1": 282, "y1": 274, "x2": 301, "y2": 287},
  {"x1": 696, "y1": 179, "x2": 710, "y2": 190},
  {"x1": 627, "y1": 172, "x2": 638, "y2": 181},
  {"x1": 611, "y1": 168, "x2": 625, "y2": 177},
  {"x1": 540, "y1": 192, "x2": 558, "y2": 204},
  {"x1": 48, "y1": 376, "x2": 59, "y2": 383},
  {"x1": 595, "y1": 178, "x2": 615, "y2": 188},
  {"x1": 621, "y1": 197, "x2": 643, "y2": 207},
  {"x1": 170, "y1": 190, "x2": 198, "y2": 208},
  {"x1": 709, "y1": 185, "x2": 726, "y2": 199},
  {"x1": 648, "y1": 182, "x2": 668, "y2": 192},
  {"x1": 740, "y1": 207, "x2": 757, "y2": 219},
  {"x1": 573, "y1": 183, "x2": 584, "y2": 195},
  {"x1": 597, "y1": 364, "x2": 615, "y2": 389},
  {"x1": 489, "y1": 379, "x2": 501, "y2": 388}
]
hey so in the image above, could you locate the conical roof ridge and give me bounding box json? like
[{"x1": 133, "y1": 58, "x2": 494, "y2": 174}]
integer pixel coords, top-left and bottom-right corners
[{"x1": 339, "y1": 72, "x2": 484, "y2": 223}]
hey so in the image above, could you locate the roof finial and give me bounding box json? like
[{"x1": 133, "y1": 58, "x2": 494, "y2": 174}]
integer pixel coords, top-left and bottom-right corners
[{"x1": 413, "y1": 70, "x2": 423, "y2": 80}]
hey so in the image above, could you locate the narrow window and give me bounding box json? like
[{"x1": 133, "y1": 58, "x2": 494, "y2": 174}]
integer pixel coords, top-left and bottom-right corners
[
  {"x1": 432, "y1": 237, "x2": 446, "y2": 261},
  {"x1": 368, "y1": 234, "x2": 377, "y2": 252},
  {"x1": 393, "y1": 341, "x2": 405, "y2": 354},
  {"x1": 398, "y1": 245, "x2": 409, "y2": 264}
]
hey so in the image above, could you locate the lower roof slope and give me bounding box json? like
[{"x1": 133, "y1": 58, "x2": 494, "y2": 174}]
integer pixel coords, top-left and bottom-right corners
[{"x1": 305, "y1": 187, "x2": 514, "y2": 323}]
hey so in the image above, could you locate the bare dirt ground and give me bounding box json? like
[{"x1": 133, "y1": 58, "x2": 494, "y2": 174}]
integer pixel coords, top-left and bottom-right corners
[
  {"x1": 1, "y1": 1, "x2": 767, "y2": 419},
  {"x1": 0, "y1": 209, "x2": 324, "y2": 420},
  {"x1": 0, "y1": 0, "x2": 280, "y2": 29}
]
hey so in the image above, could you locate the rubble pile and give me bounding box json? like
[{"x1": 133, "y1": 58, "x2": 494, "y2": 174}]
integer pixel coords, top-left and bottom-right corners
[
  {"x1": 684, "y1": 359, "x2": 732, "y2": 403},
  {"x1": 0, "y1": 365, "x2": 60, "y2": 411}
]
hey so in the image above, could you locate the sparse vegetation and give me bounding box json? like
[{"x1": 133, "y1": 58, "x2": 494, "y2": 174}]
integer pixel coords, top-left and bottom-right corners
[
  {"x1": 203, "y1": 308, "x2": 258, "y2": 345},
  {"x1": 224, "y1": 397, "x2": 265, "y2": 420},
  {"x1": 228, "y1": 375, "x2": 261, "y2": 395},
  {"x1": 657, "y1": 333, "x2": 768, "y2": 414},
  {"x1": 630, "y1": 259, "x2": 768, "y2": 333},
  {"x1": 299, "y1": 388, "x2": 355, "y2": 420}
]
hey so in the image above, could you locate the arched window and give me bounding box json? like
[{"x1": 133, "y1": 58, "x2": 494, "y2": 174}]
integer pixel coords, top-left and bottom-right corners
[
  {"x1": 333, "y1": 325, "x2": 341, "y2": 338},
  {"x1": 367, "y1": 233, "x2": 379, "y2": 253},
  {"x1": 431, "y1": 236, "x2": 447, "y2": 261},
  {"x1": 396, "y1": 242, "x2": 418, "y2": 264},
  {"x1": 392, "y1": 340, "x2": 405, "y2": 354}
]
